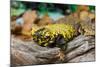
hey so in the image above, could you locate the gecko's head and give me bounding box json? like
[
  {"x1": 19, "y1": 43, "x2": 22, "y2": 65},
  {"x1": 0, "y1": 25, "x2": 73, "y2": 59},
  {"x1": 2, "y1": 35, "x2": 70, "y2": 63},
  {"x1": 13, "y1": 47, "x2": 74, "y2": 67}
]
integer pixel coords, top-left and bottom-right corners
[{"x1": 31, "y1": 24, "x2": 76, "y2": 48}]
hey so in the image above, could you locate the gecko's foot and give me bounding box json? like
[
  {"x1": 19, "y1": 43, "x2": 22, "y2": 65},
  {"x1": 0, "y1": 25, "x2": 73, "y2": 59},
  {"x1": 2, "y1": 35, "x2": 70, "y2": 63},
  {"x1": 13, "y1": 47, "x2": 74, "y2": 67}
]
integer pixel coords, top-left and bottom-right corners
[{"x1": 55, "y1": 50, "x2": 65, "y2": 61}]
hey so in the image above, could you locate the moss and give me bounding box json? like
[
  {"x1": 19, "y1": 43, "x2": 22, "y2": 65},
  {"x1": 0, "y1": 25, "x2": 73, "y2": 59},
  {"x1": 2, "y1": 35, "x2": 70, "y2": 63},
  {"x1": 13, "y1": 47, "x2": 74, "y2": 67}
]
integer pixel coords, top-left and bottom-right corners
[{"x1": 31, "y1": 24, "x2": 76, "y2": 48}]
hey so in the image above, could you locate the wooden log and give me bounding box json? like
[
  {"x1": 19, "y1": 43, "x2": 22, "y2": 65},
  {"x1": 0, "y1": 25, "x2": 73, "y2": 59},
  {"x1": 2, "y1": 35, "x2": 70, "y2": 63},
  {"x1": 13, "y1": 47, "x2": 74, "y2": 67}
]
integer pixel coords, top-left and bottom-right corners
[{"x1": 11, "y1": 35, "x2": 95, "y2": 66}]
